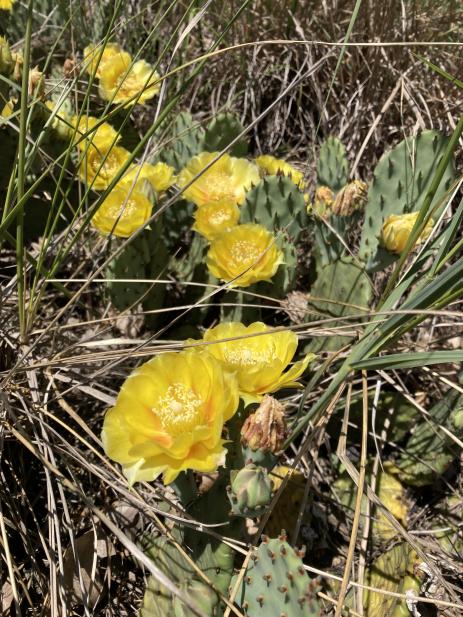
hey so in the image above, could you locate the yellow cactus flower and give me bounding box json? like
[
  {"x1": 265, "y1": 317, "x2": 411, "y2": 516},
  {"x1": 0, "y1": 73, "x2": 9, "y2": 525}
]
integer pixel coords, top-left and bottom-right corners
[
  {"x1": 206, "y1": 223, "x2": 283, "y2": 288},
  {"x1": 0, "y1": 98, "x2": 14, "y2": 123},
  {"x1": 201, "y1": 321, "x2": 314, "y2": 403},
  {"x1": 79, "y1": 144, "x2": 130, "y2": 190},
  {"x1": 193, "y1": 202, "x2": 240, "y2": 241},
  {"x1": 178, "y1": 152, "x2": 260, "y2": 209},
  {"x1": 124, "y1": 161, "x2": 176, "y2": 193},
  {"x1": 101, "y1": 350, "x2": 239, "y2": 485},
  {"x1": 91, "y1": 180, "x2": 152, "y2": 237},
  {"x1": 256, "y1": 154, "x2": 305, "y2": 190},
  {"x1": 83, "y1": 42, "x2": 125, "y2": 79},
  {"x1": 380, "y1": 211, "x2": 434, "y2": 254},
  {"x1": 98, "y1": 52, "x2": 160, "y2": 105},
  {"x1": 0, "y1": 0, "x2": 14, "y2": 11},
  {"x1": 72, "y1": 114, "x2": 121, "y2": 152},
  {"x1": 45, "y1": 101, "x2": 73, "y2": 140}
]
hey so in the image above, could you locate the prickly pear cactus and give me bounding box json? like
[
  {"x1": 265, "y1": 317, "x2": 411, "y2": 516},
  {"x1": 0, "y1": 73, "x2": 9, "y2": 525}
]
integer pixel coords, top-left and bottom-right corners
[
  {"x1": 397, "y1": 391, "x2": 463, "y2": 487},
  {"x1": 431, "y1": 495, "x2": 463, "y2": 559},
  {"x1": 362, "y1": 543, "x2": 421, "y2": 617},
  {"x1": 227, "y1": 464, "x2": 273, "y2": 518},
  {"x1": 240, "y1": 175, "x2": 307, "y2": 241},
  {"x1": 160, "y1": 111, "x2": 205, "y2": 172},
  {"x1": 359, "y1": 130, "x2": 456, "y2": 271},
  {"x1": 316, "y1": 137, "x2": 349, "y2": 192},
  {"x1": 233, "y1": 534, "x2": 323, "y2": 616},
  {"x1": 204, "y1": 112, "x2": 248, "y2": 157},
  {"x1": 106, "y1": 227, "x2": 168, "y2": 324},
  {"x1": 334, "y1": 461, "x2": 409, "y2": 542},
  {"x1": 306, "y1": 257, "x2": 372, "y2": 352}
]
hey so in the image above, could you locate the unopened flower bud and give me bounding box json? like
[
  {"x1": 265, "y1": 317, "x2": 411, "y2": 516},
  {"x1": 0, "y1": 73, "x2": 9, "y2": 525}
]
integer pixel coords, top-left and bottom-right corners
[
  {"x1": 0, "y1": 36, "x2": 13, "y2": 76},
  {"x1": 312, "y1": 185, "x2": 334, "y2": 219},
  {"x1": 63, "y1": 57, "x2": 76, "y2": 78},
  {"x1": 241, "y1": 395, "x2": 287, "y2": 454},
  {"x1": 12, "y1": 50, "x2": 23, "y2": 81},
  {"x1": 228, "y1": 464, "x2": 273, "y2": 517},
  {"x1": 380, "y1": 212, "x2": 434, "y2": 254},
  {"x1": 332, "y1": 180, "x2": 367, "y2": 216}
]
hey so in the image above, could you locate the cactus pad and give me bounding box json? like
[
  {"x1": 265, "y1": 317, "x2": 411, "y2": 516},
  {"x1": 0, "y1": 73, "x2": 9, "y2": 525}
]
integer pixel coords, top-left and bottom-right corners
[
  {"x1": 160, "y1": 111, "x2": 205, "y2": 172},
  {"x1": 359, "y1": 130, "x2": 456, "y2": 270},
  {"x1": 307, "y1": 257, "x2": 372, "y2": 352},
  {"x1": 316, "y1": 137, "x2": 349, "y2": 192},
  {"x1": 240, "y1": 175, "x2": 307, "y2": 242},
  {"x1": 233, "y1": 534, "x2": 323, "y2": 616},
  {"x1": 204, "y1": 112, "x2": 248, "y2": 157}
]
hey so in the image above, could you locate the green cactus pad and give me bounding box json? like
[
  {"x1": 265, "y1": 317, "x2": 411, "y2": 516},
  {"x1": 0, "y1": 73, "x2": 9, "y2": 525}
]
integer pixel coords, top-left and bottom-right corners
[
  {"x1": 316, "y1": 137, "x2": 349, "y2": 192},
  {"x1": 359, "y1": 130, "x2": 456, "y2": 270},
  {"x1": 233, "y1": 534, "x2": 323, "y2": 616},
  {"x1": 306, "y1": 257, "x2": 372, "y2": 352},
  {"x1": 240, "y1": 175, "x2": 307, "y2": 242},
  {"x1": 160, "y1": 111, "x2": 205, "y2": 172},
  {"x1": 397, "y1": 391, "x2": 463, "y2": 486},
  {"x1": 106, "y1": 227, "x2": 168, "y2": 324},
  {"x1": 204, "y1": 112, "x2": 248, "y2": 157},
  {"x1": 362, "y1": 543, "x2": 421, "y2": 617}
]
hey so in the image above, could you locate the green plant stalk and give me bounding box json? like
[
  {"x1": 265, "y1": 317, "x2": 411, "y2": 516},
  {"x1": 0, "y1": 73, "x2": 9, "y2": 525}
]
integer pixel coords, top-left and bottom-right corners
[
  {"x1": 15, "y1": 0, "x2": 34, "y2": 341},
  {"x1": 378, "y1": 113, "x2": 463, "y2": 305}
]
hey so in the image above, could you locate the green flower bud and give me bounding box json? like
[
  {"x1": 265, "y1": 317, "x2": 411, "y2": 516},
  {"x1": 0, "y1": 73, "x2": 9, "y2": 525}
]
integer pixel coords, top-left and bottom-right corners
[{"x1": 227, "y1": 464, "x2": 273, "y2": 518}]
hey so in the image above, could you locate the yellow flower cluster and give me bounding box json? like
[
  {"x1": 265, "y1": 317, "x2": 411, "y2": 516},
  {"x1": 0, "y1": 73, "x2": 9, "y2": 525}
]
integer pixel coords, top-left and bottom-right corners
[
  {"x1": 72, "y1": 113, "x2": 175, "y2": 237},
  {"x1": 178, "y1": 151, "x2": 284, "y2": 287},
  {"x1": 102, "y1": 322, "x2": 312, "y2": 484},
  {"x1": 84, "y1": 42, "x2": 160, "y2": 106}
]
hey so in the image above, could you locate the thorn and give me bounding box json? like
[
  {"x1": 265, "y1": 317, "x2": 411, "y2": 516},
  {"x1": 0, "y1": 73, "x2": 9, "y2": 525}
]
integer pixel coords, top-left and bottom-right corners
[
  {"x1": 267, "y1": 549, "x2": 276, "y2": 562},
  {"x1": 278, "y1": 585, "x2": 288, "y2": 594},
  {"x1": 261, "y1": 535, "x2": 269, "y2": 544},
  {"x1": 243, "y1": 601, "x2": 249, "y2": 611},
  {"x1": 280, "y1": 613, "x2": 288, "y2": 617},
  {"x1": 257, "y1": 595, "x2": 264, "y2": 607},
  {"x1": 278, "y1": 529, "x2": 287, "y2": 541},
  {"x1": 246, "y1": 575, "x2": 252, "y2": 584},
  {"x1": 263, "y1": 573, "x2": 272, "y2": 583},
  {"x1": 298, "y1": 566, "x2": 305, "y2": 576},
  {"x1": 286, "y1": 572, "x2": 294, "y2": 582},
  {"x1": 296, "y1": 545, "x2": 306, "y2": 558},
  {"x1": 298, "y1": 596, "x2": 306, "y2": 606}
]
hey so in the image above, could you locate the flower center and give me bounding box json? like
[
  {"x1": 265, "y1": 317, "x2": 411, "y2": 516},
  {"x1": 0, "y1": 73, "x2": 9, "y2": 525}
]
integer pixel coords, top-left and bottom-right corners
[
  {"x1": 91, "y1": 151, "x2": 120, "y2": 179},
  {"x1": 203, "y1": 171, "x2": 236, "y2": 201},
  {"x1": 230, "y1": 240, "x2": 263, "y2": 267},
  {"x1": 153, "y1": 383, "x2": 203, "y2": 434},
  {"x1": 223, "y1": 343, "x2": 276, "y2": 367}
]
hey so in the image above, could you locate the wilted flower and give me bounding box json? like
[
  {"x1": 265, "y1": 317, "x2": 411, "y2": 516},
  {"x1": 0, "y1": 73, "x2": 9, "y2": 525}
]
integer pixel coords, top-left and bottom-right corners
[
  {"x1": 72, "y1": 114, "x2": 121, "y2": 152},
  {"x1": 98, "y1": 52, "x2": 160, "y2": 105},
  {"x1": 91, "y1": 180, "x2": 152, "y2": 237},
  {"x1": 79, "y1": 144, "x2": 130, "y2": 190},
  {"x1": 332, "y1": 180, "x2": 368, "y2": 217},
  {"x1": 45, "y1": 100, "x2": 73, "y2": 140},
  {"x1": 380, "y1": 211, "x2": 434, "y2": 254},
  {"x1": 28, "y1": 66, "x2": 44, "y2": 98},
  {"x1": 101, "y1": 350, "x2": 239, "y2": 485},
  {"x1": 83, "y1": 42, "x2": 125, "y2": 79},
  {"x1": 193, "y1": 202, "x2": 240, "y2": 241},
  {"x1": 63, "y1": 57, "x2": 76, "y2": 78},
  {"x1": 0, "y1": 0, "x2": 15, "y2": 11},
  {"x1": 256, "y1": 154, "x2": 305, "y2": 189},
  {"x1": 206, "y1": 223, "x2": 283, "y2": 288},
  {"x1": 201, "y1": 321, "x2": 314, "y2": 403},
  {"x1": 124, "y1": 161, "x2": 176, "y2": 193},
  {"x1": 241, "y1": 395, "x2": 287, "y2": 454},
  {"x1": 11, "y1": 50, "x2": 23, "y2": 81},
  {"x1": 311, "y1": 185, "x2": 334, "y2": 218},
  {"x1": 0, "y1": 36, "x2": 13, "y2": 75},
  {"x1": 178, "y1": 152, "x2": 260, "y2": 209}
]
